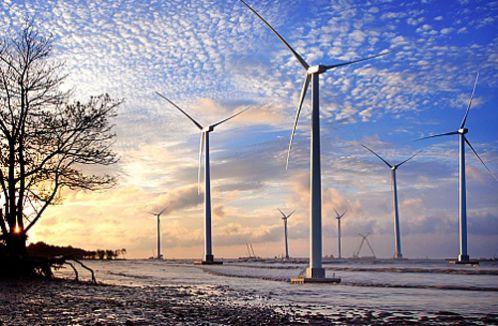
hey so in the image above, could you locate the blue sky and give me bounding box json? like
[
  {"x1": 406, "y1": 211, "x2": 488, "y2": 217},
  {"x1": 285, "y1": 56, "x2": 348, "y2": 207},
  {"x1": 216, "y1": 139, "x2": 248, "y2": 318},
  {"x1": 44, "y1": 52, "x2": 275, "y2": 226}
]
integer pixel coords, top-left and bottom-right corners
[{"x1": 1, "y1": 0, "x2": 497, "y2": 259}]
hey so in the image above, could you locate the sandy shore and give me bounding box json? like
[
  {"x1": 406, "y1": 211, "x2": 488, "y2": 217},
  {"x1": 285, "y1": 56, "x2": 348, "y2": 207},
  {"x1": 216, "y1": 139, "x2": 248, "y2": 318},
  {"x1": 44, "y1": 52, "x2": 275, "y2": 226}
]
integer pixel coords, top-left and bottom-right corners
[{"x1": 1, "y1": 279, "x2": 497, "y2": 325}]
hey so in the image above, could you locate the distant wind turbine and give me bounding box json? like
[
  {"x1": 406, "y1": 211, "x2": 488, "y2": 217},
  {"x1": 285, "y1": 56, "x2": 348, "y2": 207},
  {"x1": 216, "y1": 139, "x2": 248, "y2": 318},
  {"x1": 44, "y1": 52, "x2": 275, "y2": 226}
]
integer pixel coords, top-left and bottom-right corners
[
  {"x1": 354, "y1": 233, "x2": 376, "y2": 258},
  {"x1": 156, "y1": 92, "x2": 249, "y2": 264},
  {"x1": 361, "y1": 145, "x2": 418, "y2": 259},
  {"x1": 149, "y1": 207, "x2": 167, "y2": 260},
  {"x1": 277, "y1": 208, "x2": 295, "y2": 260},
  {"x1": 240, "y1": 0, "x2": 388, "y2": 279},
  {"x1": 418, "y1": 72, "x2": 496, "y2": 263},
  {"x1": 333, "y1": 208, "x2": 347, "y2": 259}
]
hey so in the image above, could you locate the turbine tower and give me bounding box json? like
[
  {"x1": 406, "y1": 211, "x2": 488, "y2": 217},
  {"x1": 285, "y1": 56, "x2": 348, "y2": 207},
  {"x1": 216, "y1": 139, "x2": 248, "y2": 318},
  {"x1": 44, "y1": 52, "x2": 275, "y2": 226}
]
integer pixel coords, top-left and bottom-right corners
[
  {"x1": 149, "y1": 207, "x2": 167, "y2": 259},
  {"x1": 419, "y1": 72, "x2": 496, "y2": 263},
  {"x1": 240, "y1": 0, "x2": 387, "y2": 279},
  {"x1": 277, "y1": 208, "x2": 295, "y2": 260},
  {"x1": 333, "y1": 209, "x2": 347, "y2": 259},
  {"x1": 156, "y1": 92, "x2": 249, "y2": 264},
  {"x1": 361, "y1": 145, "x2": 418, "y2": 259}
]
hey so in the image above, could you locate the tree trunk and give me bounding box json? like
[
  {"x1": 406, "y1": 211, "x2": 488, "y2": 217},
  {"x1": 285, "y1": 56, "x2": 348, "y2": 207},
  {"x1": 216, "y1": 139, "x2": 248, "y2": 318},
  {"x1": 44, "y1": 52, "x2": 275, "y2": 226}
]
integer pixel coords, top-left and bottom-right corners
[{"x1": 5, "y1": 232, "x2": 27, "y2": 257}]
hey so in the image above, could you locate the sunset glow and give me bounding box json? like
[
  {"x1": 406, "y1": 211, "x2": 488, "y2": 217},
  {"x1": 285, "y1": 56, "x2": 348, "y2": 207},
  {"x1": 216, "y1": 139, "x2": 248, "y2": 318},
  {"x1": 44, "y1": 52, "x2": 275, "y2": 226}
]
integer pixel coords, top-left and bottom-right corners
[{"x1": 1, "y1": 0, "x2": 496, "y2": 260}]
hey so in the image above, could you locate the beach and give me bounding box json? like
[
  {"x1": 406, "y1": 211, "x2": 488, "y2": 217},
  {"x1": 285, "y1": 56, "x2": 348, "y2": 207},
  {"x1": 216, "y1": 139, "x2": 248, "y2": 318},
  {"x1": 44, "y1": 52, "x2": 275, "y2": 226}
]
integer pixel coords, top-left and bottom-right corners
[
  {"x1": 1, "y1": 259, "x2": 497, "y2": 325},
  {"x1": 0, "y1": 280, "x2": 296, "y2": 325}
]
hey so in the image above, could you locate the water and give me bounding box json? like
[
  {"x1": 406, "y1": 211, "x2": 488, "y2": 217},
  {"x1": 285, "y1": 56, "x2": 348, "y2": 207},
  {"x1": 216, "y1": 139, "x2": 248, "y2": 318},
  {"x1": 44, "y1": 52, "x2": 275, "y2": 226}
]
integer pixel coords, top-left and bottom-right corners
[{"x1": 56, "y1": 258, "x2": 498, "y2": 318}]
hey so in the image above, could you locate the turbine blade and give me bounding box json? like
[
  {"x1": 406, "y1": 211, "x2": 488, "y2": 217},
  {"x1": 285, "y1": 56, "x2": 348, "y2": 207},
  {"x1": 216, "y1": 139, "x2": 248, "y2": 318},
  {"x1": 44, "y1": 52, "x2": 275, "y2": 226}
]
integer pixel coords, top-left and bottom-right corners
[
  {"x1": 397, "y1": 150, "x2": 421, "y2": 168},
  {"x1": 465, "y1": 137, "x2": 498, "y2": 182},
  {"x1": 277, "y1": 208, "x2": 287, "y2": 218},
  {"x1": 341, "y1": 209, "x2": 348, "y2": 218},
  {"x1": 323, "y1": 51, "x2": 389, "y2": 72},
  {"x1": 198, "y1": 132, "x2": 205, "y2": 194},
  {"x1": 460, "y1": 71, "x2": 479, "y2": 129},
  {"x1": 159, "y1": 207, "x2": 168, "y2": 216},
  {"x1": 361, "y1": 144, "x2": 392, "y2": 168},
  {"x1": 239, "y1": 0, "x2": 309, "y2": 70},
  {"x1": 156, "y1": 92, "x2": 203, "y2": 130},
  {"x1": 416, "y1": 131, "x2": 459, "y2": 141},
  {"x1": 334, "y1": 208, "x2": 340, "y2": 217},
  {"x1": 211, "y1": 107, "x2": 251, "y2": 129},
  {"x1": 287, "y1": 210, "x2": 296, "y2": 218},
  {"x1": 286, "y1": 74, "x2": 311, "y2": 170}
]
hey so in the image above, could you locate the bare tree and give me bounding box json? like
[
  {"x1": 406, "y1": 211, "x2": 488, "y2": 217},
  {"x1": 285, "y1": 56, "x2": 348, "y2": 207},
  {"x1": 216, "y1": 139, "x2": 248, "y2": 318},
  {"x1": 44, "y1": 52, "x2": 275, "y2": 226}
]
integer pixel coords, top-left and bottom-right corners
[{"x1": 0, "y1": 23, "x2": 121, "y2": 256}]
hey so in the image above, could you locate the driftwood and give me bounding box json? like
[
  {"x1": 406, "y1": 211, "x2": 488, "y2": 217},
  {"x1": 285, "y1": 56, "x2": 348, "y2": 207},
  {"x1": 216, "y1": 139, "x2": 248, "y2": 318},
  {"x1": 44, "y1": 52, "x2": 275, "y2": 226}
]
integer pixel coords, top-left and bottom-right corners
[
  {"x1": 64, "y1": 261, "x2": 79, "y2": 281},
  {"x1": 68, "y1": 258, "x2": 97, "y2": 284}
]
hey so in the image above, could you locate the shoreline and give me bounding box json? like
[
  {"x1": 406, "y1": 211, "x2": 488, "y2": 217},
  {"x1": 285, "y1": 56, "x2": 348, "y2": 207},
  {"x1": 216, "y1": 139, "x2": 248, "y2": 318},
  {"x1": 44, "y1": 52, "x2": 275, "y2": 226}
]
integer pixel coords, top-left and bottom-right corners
[{"x1": 1, "y1": 277, "x2": 497, "y2": 325}]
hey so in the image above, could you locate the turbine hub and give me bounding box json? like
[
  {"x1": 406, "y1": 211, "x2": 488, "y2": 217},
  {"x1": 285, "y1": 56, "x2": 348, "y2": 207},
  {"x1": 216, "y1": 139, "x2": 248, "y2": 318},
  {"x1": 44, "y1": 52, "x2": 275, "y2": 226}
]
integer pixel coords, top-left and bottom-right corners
[
  {"x1": 202, "y1": 126, "x2": 214, "y2": 133},
  {"x1": 307, "y1": 65, "x2": 326, "y2": 74},
  {"x1": 391, "y1": 166, "x2": 397, "y2": 171},
  {"x1": 458, "y1": 128, "x2": 468, "y2": 134}
]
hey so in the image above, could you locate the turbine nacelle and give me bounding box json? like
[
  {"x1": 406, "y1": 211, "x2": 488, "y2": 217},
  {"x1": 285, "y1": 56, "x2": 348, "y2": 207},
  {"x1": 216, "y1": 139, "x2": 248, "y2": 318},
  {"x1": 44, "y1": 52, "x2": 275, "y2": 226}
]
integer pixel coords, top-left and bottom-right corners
[
  {"x1": 202, "y1": 126, "x2": 215, "y2": 133},
  {"x1": 307, "y1": 65, "x2": 327, "y2": 75},
  {"x1": 278, "y1": 208, "x2": 295, "y2": 220},
  {"x1": 334, "y1": 208, "x2": 347, "y2": 220},
  {"x1": 458, "y1": 128, "x2": 468, "y2": 135}
]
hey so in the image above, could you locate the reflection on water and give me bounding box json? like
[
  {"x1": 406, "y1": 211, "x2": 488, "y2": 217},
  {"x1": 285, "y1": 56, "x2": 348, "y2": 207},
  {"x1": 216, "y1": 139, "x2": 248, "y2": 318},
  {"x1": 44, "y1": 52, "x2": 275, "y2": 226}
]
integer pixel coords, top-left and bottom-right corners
[{"x1": 55, "y1": 259, "x2": 498, "y2": 316}]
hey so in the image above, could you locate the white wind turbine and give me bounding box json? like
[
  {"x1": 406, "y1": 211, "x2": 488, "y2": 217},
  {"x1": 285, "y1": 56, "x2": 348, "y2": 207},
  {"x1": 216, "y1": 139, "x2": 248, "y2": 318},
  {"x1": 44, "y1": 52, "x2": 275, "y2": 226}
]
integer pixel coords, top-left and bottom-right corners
[
  {"x1": 240, "y1": 0, "x2": 388, "y2": 279},
  {"x1": 156, "y1": 92, "x2": 249, "y2": 264},
  {"x1": 419, "y1": 72, "x2": 496, "y2": 263},
  {"x1": 277, "y1": 208, "x2": 295, "y2": 260},
  {"x1": 333, "y1": 208, "x2": 347, "y2": 259},
  {"x1": 149, "y1": 207, "x2": 167, "y2": 260},
  {"x1": 361, "y1": 145, "x2": 418, "y2": 259}
]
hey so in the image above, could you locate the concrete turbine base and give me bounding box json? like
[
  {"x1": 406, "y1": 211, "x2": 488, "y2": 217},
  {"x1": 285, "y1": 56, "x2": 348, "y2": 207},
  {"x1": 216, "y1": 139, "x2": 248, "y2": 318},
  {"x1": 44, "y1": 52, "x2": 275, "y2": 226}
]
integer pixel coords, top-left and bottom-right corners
[
  {"x1": 448, "y1": 257, "x2": 479, "y2": 266},
  {"x1": 458, "y1": 254, "x2": 469, "y2": 262},
  {"x1": 290, "y1": 267, "x2": 341, "y2": 284},
  {"x1": 194, "y1": 260, "x2": 223, "y2": 265},
  {"x1": 291, "y1": 276, "x2": 341, "y2": 284},
  {"x1": 194, "y1": 255, "x2": 223, "y2": 265}
]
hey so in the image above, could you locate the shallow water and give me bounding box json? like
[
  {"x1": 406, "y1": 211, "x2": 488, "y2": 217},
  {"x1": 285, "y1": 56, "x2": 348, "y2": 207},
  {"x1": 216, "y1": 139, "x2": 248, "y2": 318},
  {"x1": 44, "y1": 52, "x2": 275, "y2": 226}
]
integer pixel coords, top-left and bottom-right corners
[{"x1": 56, "y1": 258, "x2": 498, "y2": 318}]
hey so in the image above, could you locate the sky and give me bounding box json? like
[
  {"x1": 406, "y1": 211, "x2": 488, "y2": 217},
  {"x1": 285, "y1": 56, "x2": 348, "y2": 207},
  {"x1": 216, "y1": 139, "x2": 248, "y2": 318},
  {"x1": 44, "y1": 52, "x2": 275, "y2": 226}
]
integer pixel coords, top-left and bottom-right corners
[{"x1": 1, "y1": 0, "x2": 497, "y2": 259}]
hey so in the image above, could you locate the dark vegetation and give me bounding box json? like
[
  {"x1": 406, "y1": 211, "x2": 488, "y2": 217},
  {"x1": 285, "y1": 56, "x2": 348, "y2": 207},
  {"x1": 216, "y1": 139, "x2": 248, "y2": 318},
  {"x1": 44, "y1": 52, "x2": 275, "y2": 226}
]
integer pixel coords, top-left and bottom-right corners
[
  {"x1": 0, "y1": 21, "x2": 121, "y2": 278},
  {"x1": 26, "y1": 242, "x2": 127, "y2": 260},
  {"x1": 0, "y1": 241, "x2": 126, "y2": 279}
]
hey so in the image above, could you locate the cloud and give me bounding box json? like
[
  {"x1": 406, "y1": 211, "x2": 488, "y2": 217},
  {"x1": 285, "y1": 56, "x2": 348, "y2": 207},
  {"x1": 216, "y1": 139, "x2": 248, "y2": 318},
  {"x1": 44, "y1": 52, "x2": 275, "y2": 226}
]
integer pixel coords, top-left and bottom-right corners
[
  {"x1": 152, "y1": 185, "x2": 202, "y2": 215},
  {"x1": 2, "y1": 0, "x2": 496, "y2": 259}
]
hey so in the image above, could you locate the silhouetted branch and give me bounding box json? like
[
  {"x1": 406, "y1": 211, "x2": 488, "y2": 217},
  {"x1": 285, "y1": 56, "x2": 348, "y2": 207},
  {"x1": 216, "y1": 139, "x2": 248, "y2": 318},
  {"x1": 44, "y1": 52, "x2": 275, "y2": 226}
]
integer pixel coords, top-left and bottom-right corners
[
  {"x1": 71, "y1": 258, "x2": 96, "y2": 284},
  {"x1": 65, "y1": 261, "x2": 79, "y2": 281}
]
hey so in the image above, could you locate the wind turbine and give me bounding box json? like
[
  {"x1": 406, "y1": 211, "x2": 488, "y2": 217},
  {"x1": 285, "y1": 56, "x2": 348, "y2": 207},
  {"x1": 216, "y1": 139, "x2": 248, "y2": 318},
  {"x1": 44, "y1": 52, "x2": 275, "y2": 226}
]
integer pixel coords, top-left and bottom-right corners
[
  {"x1": 149, "y1": 207, "x2": 167, "y2": 260},
  {"x1": 333, "y1": 209, "x2": 347, "y2": 259},
  {"x1": 156, "y1": 92, "x2": 249, "y2": 264},
  {"x1": 277, "y1": 208, "x2": 295, "y2": 260},
  {"x1": 418, "y1": 72, "x2": 496, "y2": 263},
  {"x1": 361, "y1": 145, "x2": 418, "y2": 259},
  {"x1": 240, "y1": 0, "x2": 388, "y2": 279},
  {"x1": 354, "y1": 233, "x2": 376, "y2": 259}
]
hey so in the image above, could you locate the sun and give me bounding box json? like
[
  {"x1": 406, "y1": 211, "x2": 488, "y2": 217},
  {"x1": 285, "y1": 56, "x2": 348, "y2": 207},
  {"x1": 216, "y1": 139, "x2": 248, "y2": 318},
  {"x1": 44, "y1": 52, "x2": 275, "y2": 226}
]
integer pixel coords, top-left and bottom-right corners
[{"x1": 13, "y1": 224, "x2": 21, "y2": 234}]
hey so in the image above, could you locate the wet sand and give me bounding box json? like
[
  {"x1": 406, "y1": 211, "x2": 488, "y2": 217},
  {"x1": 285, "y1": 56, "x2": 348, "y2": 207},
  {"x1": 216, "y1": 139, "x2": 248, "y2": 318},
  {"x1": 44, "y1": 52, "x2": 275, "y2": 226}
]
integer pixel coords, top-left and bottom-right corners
[{"x1": 1, "y1": 279, "x2": 497, "y2": 325}]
